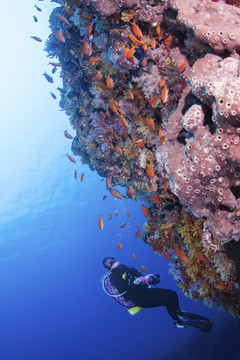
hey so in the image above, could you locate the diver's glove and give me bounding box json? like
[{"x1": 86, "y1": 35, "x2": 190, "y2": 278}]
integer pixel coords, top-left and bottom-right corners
[{"x1": 144, "y1": 274, "x2": 160, "y2": 285}]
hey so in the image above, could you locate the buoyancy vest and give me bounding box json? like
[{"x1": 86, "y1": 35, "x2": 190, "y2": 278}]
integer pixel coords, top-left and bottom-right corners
[{"x1": 102, "y1": 267, "x2": 136, "y2": 308}]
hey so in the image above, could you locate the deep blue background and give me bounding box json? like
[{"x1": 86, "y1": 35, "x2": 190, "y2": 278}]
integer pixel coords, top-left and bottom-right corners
[{"x1": 0, "y1": 1, "x2": 239, "y2": 359}]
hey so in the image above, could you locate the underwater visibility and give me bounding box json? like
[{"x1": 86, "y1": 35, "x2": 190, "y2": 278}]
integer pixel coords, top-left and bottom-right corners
[
  {"x1": 2, "y1": 0, "x2": 240, "y2": 359},
  {"x1": 42, "y1": 0, "x2": 240, "y2": 318}
]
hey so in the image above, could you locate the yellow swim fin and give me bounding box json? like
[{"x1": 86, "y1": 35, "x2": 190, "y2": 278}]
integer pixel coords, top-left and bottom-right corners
[{"x1": 128, "y1": 306, "x2": 142, "y2": 315}]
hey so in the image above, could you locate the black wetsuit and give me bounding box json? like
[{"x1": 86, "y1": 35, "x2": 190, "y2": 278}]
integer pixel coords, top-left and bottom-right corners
[{"x1": 109, "y1": 265, "x2": 180, "y2": 321}]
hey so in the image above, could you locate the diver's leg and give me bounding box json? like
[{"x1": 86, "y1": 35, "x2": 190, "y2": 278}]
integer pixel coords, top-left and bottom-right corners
[{"x1": 135, "y1": 288, "x2": 181, "y2": 321}]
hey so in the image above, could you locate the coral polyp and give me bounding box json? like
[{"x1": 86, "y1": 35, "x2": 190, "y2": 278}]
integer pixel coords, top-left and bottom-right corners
[{"x1": 45, "y1": 0, "x2": 240, "y2": 317}]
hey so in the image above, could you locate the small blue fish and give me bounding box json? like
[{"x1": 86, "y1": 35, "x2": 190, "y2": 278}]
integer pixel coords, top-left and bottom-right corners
[
  {"x1": 35, "y1": 4, "x2": 42, "y2": 11},
  {"x1": 50, "y1": 92, "x2": 57, "y2": 99},
  {"x1": 52, "y1": 67, "x2": 57, "y2": 74},
  {"x1": 30, "y1": 35, "x2": 42, "y2": 42},
  {"x1": 33, "y1": 15, "x2": 38, "y2": 22},
  {"x1": 43, "y1": 72, "x2": 54, "y2": 83}
]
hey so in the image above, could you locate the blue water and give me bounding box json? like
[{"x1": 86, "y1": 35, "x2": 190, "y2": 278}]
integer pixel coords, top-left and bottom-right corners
[{"x1": 0, "y1": 1, "x2": 239, "y2": 359}]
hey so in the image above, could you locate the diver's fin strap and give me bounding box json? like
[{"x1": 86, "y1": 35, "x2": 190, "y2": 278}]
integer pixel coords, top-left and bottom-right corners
[
  {"x1": 128, "y1": 306, "x2": 142, "y2": 315},
  {"x1": 178, "y1": 320, "x2": 214, "y2": 333}
]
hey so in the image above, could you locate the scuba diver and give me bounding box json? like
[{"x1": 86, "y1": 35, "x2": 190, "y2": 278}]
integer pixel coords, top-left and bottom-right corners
[{"x1": 101, "y1": 256, "x2": 214, "y2": 333}]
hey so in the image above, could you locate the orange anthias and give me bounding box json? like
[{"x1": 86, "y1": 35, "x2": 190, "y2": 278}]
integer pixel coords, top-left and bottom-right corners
[
  {"x1": 56, "y1": 30, "x2": 65, "y2": 43},
  {"x1": 106, "y1": 176, "x2": 111, "y2": 189},
  {"x1": 106, "y1": 75, "x2": 114, "y2": 89},
  {"x1": 67, "y1": 153, "x2": 76, "y2": 163},
  {"x1": 117, "y1": 242, "x2": 123, "y2": 250},
  {"x1": 174, "y1": 247, "x2": 189, "y2": 263},
  {"x1": 98, "y1": 216, "x2": 104, "y2": 230},
  {"x1": 64, "y1": 130, "x2": 73, "y2": 139},
  {"x1": 141, "y1": 204, "x2": 152, "y2": 219},
  {"x1": 150, "y1": 194, "x2": 163, "y2": 206},
  {"x1": 147, "y1": 164, "x2": 154, "y2": 178},
  {"x1": 131, "y1": 21, "x2": 143, "y2": 39},
  {"x1": 109, "y1": 188, "x2": 122, "y2": 200}
]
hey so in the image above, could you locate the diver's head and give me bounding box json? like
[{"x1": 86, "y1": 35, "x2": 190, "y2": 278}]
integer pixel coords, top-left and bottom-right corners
[{"x1": 103, "y1": 256, "x2": 116, "y2": 269}]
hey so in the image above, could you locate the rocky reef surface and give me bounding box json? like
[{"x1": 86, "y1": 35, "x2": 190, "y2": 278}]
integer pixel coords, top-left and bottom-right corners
[{"x1": 45, "y1": 0, "x2": 240, "y2": 317}]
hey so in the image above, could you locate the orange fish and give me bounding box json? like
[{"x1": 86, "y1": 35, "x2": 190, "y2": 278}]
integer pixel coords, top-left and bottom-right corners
[
  {"x1": 147, "y1": 164, "x2": 155, "y2": 178},
  {"x1": 141, "y1": 205, "x2": 152, "y2": 220},
  {"x1": 115, "y1": 144, "x2": 122, "y2": 155},
  {"x1": 217, "y1": 281, "x2": 228, "y2": 291},
  {"x1": 106, "y1": 75, "x2": 114, "y2": 89},
  {"x1": 149, "y1": 96, "x2": 157, "y2": 107},
  {"x1": 81, "y1": 136, "x2": 87, "y2": 143},
  {"x1": 137, "y1": 224, "x2": 140, "y2": 229},
  {"x1": 151, "y1": 38, "x2": 156, "y2": 50},
  {"x1": 132, "y1": 253, "x2": 137, "y2": 260},
  {"x1": 74, "y1": 170, "x2": 78, "y2": 180},
  {"x1": 196, "y1": 251, "x2": 209, "y2": 263},
  {"x1": 142, "y1": 43, "x2": 147, "y2": 51},
  {"x1": 127, "y1": 210, "x2": 130, "y2": 217},
  {"x1": 89, "y1": 57, "x2": 102, "y2": 66},
  {"x1": 156, "y1": 25, "x2": 161, "y2": 35},
  {"x1": 117, "y1": 107, "x2": 126, "y2": 116},
  {"x1": 163, "y1": 251, "x2": 172, "y2": 262},
  {"x1": 67, "y1": 153, "x2": 76, "y2": 163},
  {"x1": 158, "y1": 128, "x2": 165, "y2": 145},
  {"x1": 56, "y1": 30, "x2": 65, "y2": 43},
  {"x1": 109, "y1": 188, "x2": 122, "y2": 200},
  {"x1": 83, "y1": 40, "x2": 92, "y2": 56},
  {"x1": 119, "y1": 116, "x2": 129, "y2": 129},
  {"x1": 161, "y1": 84, "x2": 169, "y2": 105},
  {"x1": 81, "y1": 173, "x2": 85, "y2": 182},
  {"x1": 128, "y1": 33, "x2": 143, "y2": 46},
  {"x1": 135, "y1": 141, "x2": 147, "y2": 148},
  {"x1": 64, "y1": 4, "x2": 74, "y2": 16},
  {"x1": 177, "y1": 60, "x2": 187, "y2": 73},
  {"x1": 110, "y1": 99, "x2": 117, "y2": 113},
  {"x1": 106, "y1": 176, "x2": 111, "y2": 189},
  {"x1": 150, "y1": 194, "x2": 163, "y2": 206},
  {"x1": 157, "y1": 30, "x2": 163, "y2": 41},
  {"x1": 164, "y1": 34, "x2": 173, "y2": 47},
  {"x1": 174, "y1": 247, "x2": 189, "y2": 263},
  {"x1": 145, "y1": 117, "x2": 155, "y2": 130},
  {"x1": 159, "y1": 78, "x2": 166, "y2": 87},
  {"x1": 98, "y1": 216, "x2": 104, "y2": 230},
  {"x1": 120, "y1": 223, "x2": 126, "y2": 228},
  {"x1": 64, "y1": 130, "x2": 73, "y2": 139},
  {"x1": 95, "y1": 70, "x2": 102, "y2": 81},
  {"x1": 131, "y1": 21, "x2": 143, "y2": 39},
  {"x1": 135, "y1": 230, "x2": 142, "y2": 238},
  {"x1": 57, "y1": 14, "x2": 70, "y2": 26},
  {"x1": 141, "y1": 57, "x2": 147, "y2": 67},
  {"x1": 117, "y1": 242, "x2": 123, "y2": 250},
  {"x1": 128, "y1": 89, "x2": 134, "y2": 100},
  {"x1": 115, "y1": 210, "x2": 119, "y2": 217},
  {"x1": 141, "y1": 265, "x2": 148, "y2": 273},
  {"x1": 86, "y1": 23, "x2": 92, "y2": 35},
  {"x1": 103, "y1": 195, "x2": 107, "y2": 200},
  {"x1": 123, "y1": 166, "x2": 128, "y2": 174},
  {"x1": 128, "y1": 186, "x2": 135, "y2": 200},
  {"x1": 158, "y1": 194, "x2": 176, "y2": 202}
]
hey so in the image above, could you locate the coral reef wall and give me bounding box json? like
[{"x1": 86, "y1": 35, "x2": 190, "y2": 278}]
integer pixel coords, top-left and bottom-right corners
[{"x1": 45, "y1": 0, "x2": 240, "y2": 317}]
